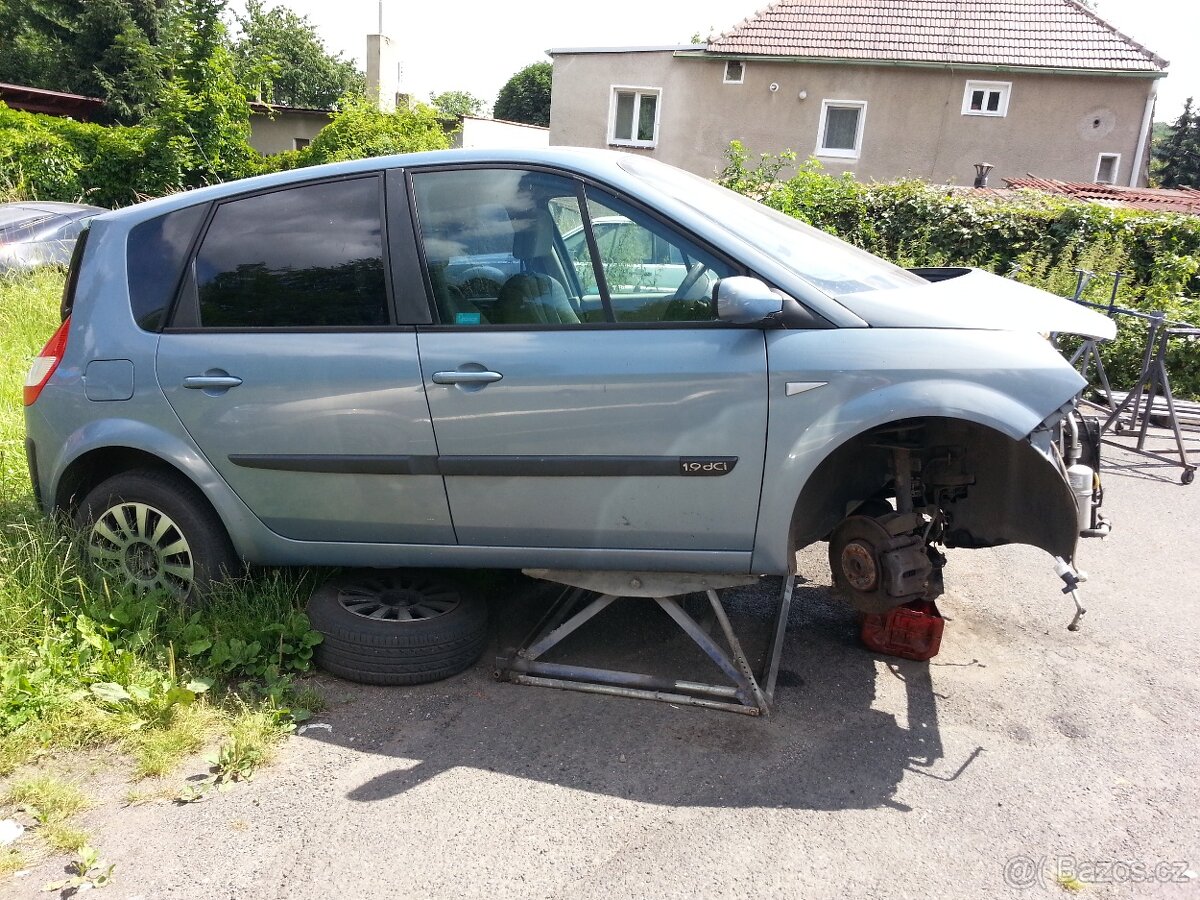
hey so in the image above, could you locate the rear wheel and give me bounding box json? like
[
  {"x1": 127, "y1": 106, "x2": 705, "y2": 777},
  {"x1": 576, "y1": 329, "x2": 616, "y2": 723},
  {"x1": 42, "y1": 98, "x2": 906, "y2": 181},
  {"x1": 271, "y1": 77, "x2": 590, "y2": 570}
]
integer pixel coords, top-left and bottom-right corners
[
  {"x1": 307, "y1": 569, "x2": 490, "y2": 685},
  {"x1": 75, "y1": 469, "x2": 238, "y2": 602}
]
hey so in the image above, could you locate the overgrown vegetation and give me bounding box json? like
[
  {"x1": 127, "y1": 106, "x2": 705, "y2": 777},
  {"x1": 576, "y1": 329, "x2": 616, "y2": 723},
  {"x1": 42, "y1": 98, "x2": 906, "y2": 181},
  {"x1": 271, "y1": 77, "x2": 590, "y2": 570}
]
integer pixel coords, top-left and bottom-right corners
[
  {"x1": 1153, "y1": 97, "x2": 1200, "y2": 189},
  {"x1": 493, "y1": 61, "x2": 551, "y2": 127},
  {"x1": 719, "y1": 143, "x2": 1200, "y2": 397},
  {"x1": 0, "y1": 93, "x2": 450, "y2": 205},
  {"x1": 0, "y1": 0, "x2": 448, "y2": 205},
  {"x1": 0, "y1": 270, "x2": 325, "y2": 789}
]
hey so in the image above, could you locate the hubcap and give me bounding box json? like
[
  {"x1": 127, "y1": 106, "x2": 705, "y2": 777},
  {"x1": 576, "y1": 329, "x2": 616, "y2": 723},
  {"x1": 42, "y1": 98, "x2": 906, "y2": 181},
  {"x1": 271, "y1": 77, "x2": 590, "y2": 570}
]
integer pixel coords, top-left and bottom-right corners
[
  {"x1": 337, "y1": 575, "x2": 460, "y2": 622},
  {"x1": 86, "y1": 502, "x2": 194, "y2": 597},
  {"x1": 840, "y1": 540, "x2": 879, "y2": 592}
]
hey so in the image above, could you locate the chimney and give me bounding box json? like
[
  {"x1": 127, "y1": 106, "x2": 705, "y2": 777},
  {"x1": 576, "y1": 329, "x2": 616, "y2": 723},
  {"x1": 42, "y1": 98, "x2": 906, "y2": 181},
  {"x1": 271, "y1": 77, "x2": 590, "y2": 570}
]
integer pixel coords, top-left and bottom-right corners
[
  {"x1": 366, "y1": 33, "x2": 398, "y2": 113},
  {"x1": 973, "y1": 162, "x2": 994, "y2": 188}
]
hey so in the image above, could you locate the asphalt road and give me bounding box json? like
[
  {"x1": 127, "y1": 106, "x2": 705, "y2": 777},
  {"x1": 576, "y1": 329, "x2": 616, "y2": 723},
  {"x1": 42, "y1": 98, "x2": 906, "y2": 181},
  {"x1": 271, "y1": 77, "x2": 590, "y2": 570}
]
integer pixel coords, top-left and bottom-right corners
[{"x1": 5, "y1": 440, "x2": 1199, "y2": 899}]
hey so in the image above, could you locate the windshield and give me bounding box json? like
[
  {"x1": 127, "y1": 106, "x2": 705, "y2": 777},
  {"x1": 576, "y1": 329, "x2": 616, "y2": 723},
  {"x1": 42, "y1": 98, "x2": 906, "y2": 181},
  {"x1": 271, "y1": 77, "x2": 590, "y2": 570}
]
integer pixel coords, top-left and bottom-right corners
[{"x1": 618, "y1": 156, "x2": 925, "y2": 297}]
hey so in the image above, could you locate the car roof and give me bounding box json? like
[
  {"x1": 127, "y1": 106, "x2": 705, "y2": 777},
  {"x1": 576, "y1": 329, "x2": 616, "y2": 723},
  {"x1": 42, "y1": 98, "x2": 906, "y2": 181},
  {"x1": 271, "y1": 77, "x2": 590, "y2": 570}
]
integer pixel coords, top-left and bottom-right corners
[{"x1": 96, "y1": 147, "x2": 646, "y2": 227}]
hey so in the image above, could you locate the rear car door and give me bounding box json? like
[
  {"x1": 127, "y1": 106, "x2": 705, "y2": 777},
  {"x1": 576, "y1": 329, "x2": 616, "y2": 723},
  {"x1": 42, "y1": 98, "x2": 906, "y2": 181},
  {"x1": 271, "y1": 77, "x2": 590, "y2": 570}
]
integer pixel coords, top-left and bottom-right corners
[
  {"x1": 409, "y1": 166, "x2": 768, "y2": 555},
  {"x1": 155, "y1": 173, "x2": 455, "y2": 544}
]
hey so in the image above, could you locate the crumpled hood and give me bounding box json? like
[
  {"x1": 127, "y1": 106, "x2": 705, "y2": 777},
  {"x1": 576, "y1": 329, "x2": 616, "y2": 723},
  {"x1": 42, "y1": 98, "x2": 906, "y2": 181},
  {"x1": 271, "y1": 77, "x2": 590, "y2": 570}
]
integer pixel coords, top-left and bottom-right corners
[{"x1": 835, "y1": 268, "x2": 1117, "y2": 340}]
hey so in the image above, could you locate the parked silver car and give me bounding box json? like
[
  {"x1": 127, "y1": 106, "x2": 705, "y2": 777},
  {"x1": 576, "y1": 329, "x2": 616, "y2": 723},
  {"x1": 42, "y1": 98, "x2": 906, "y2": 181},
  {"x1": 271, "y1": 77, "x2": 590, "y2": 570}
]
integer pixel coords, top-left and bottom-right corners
[
  {"x1": 0, "y1": 201, "x2": 106, "y2": 273},
  {"x1": 24, "y1": 148, "x2": 1113, "y2": 682}
]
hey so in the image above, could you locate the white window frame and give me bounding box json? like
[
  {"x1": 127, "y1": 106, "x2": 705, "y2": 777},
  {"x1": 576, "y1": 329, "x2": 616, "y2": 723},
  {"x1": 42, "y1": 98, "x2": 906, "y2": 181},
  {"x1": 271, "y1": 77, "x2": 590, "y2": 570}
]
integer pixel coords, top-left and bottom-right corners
[
  {"x1": 607, "y1": 85, "x2": 662, "y2": 148},
  {"x1": 1094, "y1": 152, "x2": 1121, "y2": 184},
  {"x1": 961, "y1": 80, "x2": 1012, "y2": 117},
  {"x1": 815, "y1": 99, "x2": 867, "y2": 160},
  {"x1": 723, "y1": 60, "x2": 745, "y2": 84}
]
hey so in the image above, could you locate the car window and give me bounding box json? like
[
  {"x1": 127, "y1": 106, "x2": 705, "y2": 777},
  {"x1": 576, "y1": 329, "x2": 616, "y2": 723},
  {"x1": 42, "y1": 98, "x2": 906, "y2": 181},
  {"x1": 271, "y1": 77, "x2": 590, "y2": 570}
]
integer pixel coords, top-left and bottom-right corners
[
  {"x1": 127, "y1": 204, "x2": 208, "y2": 331},
  {"x1": 412, "y1": 168, "x2": 600, "y2": 326},
  {"x1": 578, "y1": 187, "x2": 734, "y2": 323},
  {"x1": 618, "y1": 154, "x2": 924, "y2": 296},
  {"x1": 189, "y1": 176, "x2": 389, "y2": 328}
]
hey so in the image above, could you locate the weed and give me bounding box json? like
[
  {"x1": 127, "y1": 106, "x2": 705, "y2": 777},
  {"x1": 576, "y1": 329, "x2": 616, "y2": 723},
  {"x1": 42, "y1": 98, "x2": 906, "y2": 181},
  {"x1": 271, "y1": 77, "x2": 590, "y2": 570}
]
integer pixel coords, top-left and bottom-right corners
[
  {"x1": 4, "y1": 776, "x2": 90, "y2": 825},
  {"x1": 1, "y1": 270, "x2": 324, "y2": 782},
  {"x1": 0, "y1": 847, "x2": 25, "y2": 877},
  {"x1": 42, "y1": 844, "x2": 114, "y2": 893},
  {"x1": 39, "y1": 823, "x2": 90, "y2": 855}
]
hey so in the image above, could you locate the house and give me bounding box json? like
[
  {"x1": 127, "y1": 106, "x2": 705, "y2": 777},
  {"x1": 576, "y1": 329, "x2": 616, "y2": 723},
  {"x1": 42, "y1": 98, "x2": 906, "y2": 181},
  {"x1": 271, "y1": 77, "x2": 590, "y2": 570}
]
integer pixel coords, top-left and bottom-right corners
[
  {"x1": 248, "y1": 102, "x2": 333, "y2": 154},
  {"x1": 548, "y1": 0, "x2": 1168, "y2": 187}
]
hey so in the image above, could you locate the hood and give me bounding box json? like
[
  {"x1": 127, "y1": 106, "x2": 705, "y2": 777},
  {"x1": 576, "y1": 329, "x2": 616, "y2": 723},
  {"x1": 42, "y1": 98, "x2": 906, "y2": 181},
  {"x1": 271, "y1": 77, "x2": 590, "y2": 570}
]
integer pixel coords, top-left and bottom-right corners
[{"x1": 834, "y1": 268, "x2": 1117, "y2": 340}]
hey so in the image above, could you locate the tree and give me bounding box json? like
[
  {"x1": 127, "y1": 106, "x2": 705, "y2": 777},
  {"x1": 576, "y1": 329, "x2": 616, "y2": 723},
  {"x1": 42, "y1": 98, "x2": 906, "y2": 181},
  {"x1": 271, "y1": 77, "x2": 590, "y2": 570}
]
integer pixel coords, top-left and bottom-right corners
[
  {"x1": 231, "y1": 0, "x2": 364, "y2": 109},
  {"x1": 0, "y1": 0, "x2": 170, "y2": 123},
  {"x1": 493, "y1": 61, "x2": 551, "y2": 127},
  {"x1": 1154, "y1": 98, "x2": 1200, "y2": 189},
  {"x1": 429, "y1": 90, "x2": 485, "y2": 120},
  {"x1": 147, "y1": 0, "x2": 255, "y2": 188}
]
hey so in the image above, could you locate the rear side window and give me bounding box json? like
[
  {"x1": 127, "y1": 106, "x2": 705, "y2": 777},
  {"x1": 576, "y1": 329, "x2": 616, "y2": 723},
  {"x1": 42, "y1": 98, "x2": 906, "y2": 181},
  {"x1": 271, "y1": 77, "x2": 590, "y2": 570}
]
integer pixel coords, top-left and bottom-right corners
[
  {"x1": 191, "y1": 176, "x2": 388, "y2": 328},
  {"x1": 60, "y1": 227, "x2": 91, "y2": 321},
  {"x1": 127, "y1": 204, "x2": 208, "y2": 331}
]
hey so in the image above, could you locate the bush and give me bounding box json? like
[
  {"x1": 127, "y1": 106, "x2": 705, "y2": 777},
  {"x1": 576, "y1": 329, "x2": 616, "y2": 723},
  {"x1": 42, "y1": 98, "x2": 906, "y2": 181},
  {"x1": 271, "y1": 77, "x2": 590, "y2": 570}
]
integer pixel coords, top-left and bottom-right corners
[
  {"x1": 299, "y1": 96, "x2": 449, "y2": 165},
  {"x1": 719, "y1": 142, "x2": 1200, "y2": 397},
  {"x1": 0, "y1": 103, "x2": 189, "y2": 207}
]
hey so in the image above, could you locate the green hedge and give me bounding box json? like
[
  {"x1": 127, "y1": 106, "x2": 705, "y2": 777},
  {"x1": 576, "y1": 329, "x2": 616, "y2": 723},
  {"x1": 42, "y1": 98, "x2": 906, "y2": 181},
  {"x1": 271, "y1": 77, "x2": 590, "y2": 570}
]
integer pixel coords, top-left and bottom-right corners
[
  {"x1": 0, "y1": 97, "x2": 449, "y2": 206},
  {"x1": 720, "y1": 143, "x2": 1200, "y2": 398}
]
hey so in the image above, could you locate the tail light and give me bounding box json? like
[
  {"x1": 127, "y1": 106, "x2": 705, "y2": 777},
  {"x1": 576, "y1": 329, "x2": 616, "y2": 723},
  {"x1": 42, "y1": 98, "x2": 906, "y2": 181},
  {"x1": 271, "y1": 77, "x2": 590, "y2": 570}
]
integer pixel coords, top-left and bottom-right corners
[{"x1": 24, "y1": 316, "x2": 71, "y2": 406}]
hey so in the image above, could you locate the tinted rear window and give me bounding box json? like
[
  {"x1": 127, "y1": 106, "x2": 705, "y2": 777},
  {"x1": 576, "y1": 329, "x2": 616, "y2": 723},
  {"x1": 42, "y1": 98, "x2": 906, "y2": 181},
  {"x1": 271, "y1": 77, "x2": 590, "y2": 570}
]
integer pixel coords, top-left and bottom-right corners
[
  {"x1": 60, "y1": 227, "x2": 91, "y2": 321},
  {"x1": 193, "y1": 176, "x2": 388, "y2": 328},
  {"x1": 127, "y1": 204, "x2": 209, "y2": 331}
]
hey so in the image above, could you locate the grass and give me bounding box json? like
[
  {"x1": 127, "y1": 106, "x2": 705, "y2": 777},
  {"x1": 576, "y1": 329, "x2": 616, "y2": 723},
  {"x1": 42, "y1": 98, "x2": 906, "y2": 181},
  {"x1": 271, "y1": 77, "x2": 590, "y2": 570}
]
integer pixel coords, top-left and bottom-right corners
[
  {"x1": 1, "y1": 269, "x2": 324, "y2": 807},
  {"x1": 3, "y1": 775, "x2": 91, "y2": 853}
]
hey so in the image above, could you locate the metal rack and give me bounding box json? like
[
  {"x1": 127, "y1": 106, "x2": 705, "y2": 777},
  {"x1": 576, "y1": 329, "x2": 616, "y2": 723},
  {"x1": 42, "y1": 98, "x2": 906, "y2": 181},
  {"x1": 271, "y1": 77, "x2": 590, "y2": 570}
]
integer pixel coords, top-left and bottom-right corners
[{"x1": 1063, "y1": 270, "x2": 1197, "y2": 484}]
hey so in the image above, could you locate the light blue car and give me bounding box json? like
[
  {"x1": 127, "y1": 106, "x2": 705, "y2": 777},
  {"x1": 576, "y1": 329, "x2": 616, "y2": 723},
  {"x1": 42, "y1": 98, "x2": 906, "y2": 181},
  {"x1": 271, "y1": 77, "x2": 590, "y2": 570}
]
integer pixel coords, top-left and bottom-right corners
[{"x1": 23, "y1": 148, "x2": 1114, "y2": 682}]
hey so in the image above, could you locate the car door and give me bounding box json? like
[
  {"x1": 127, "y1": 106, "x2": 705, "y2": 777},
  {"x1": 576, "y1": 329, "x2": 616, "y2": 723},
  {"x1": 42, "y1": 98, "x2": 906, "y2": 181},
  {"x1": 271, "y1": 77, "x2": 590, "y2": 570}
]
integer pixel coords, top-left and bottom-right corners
[
  {"x1": 155, "y1": 173, "x2": 455, "y2": 544},
  {"x1": 409, "y1": 166, "x2": 768, "y2": 554}
]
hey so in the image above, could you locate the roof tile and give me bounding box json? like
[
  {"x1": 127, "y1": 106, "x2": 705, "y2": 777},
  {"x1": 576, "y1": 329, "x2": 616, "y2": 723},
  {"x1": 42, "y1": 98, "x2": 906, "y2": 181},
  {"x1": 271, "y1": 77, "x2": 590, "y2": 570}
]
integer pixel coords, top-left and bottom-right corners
[{"x1": 708, "y1": 0, "x2": 1167, "y2": 71}]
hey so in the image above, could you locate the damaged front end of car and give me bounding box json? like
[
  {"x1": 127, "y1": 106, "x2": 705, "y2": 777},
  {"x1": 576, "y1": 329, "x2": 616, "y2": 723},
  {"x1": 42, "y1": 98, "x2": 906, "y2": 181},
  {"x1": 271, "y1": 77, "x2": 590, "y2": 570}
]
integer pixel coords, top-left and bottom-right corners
[{"x1": 813, "y1": 269, "x2": 1118, "y2": 630}]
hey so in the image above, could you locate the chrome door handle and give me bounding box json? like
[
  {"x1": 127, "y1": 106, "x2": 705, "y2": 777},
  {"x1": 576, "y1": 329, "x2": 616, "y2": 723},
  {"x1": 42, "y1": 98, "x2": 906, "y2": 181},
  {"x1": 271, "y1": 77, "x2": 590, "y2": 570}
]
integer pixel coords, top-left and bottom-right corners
[
  {"x1": 431, "y1": 370, "x2": 504, "y2": 385},
  {"x1": 183, "y1": 375, "x2": 243, "y2": 389}
]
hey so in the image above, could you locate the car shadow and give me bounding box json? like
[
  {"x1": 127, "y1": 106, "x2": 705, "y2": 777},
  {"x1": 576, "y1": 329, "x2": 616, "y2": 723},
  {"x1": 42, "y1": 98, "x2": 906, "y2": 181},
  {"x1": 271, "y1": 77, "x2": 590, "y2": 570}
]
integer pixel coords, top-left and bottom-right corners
[{"x1": 304, "y1": 574, "x2": 978, "y2": 813}]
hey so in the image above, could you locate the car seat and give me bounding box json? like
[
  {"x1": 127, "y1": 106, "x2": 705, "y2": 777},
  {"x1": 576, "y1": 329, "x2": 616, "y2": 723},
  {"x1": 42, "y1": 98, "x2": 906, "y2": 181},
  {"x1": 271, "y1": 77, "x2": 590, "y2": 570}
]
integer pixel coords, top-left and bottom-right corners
[{"x1": 495, "y1": 273, "x2": 580, "y2": 325}]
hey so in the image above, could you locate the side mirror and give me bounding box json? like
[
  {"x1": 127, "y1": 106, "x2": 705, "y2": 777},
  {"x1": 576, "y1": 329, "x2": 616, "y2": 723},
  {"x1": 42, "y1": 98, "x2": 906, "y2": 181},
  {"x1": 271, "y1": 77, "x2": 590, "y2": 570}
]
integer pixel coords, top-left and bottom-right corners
[{"x1": 715, "y1": 276, "x2": 784, "y2": 325}]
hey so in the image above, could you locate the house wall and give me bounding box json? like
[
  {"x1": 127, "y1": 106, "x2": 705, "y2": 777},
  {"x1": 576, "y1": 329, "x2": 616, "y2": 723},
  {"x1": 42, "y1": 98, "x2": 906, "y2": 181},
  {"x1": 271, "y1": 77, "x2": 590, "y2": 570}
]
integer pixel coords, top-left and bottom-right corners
[
  {"x1": 549, "y1": 51, "x2": 1157, "y2": 187},
  {"x1": 452, "y1": 117, "x2": 550, "y2": 150},
  {"x1": 249, "y1": 109, "x2": 332, "y2": 155}
]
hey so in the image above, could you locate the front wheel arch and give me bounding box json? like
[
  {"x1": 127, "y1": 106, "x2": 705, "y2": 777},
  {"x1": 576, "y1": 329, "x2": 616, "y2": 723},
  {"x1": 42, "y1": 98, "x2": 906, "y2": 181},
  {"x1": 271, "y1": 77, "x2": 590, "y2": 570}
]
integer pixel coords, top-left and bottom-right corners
[{"x1": 786, "y1": 416, "x2": 1078, "y2": 565}]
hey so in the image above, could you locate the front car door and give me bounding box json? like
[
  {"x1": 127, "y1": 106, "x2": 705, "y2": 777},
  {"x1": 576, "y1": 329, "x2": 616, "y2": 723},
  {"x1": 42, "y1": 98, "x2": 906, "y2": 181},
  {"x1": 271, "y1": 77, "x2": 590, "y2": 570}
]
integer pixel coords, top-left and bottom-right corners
[{"x1": 409, "y1": 166, "x2": 768, "y2": 560}]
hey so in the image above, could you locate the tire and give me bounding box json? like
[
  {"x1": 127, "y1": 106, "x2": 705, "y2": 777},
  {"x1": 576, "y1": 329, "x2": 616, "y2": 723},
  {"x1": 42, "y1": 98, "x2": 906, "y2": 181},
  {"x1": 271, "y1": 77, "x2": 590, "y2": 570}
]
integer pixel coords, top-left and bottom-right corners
[
  {"x1": 74, "y1": 469, "x2": 239, "y2": 603},
  {"x1": 306, "y1": 569, "x2": 490, "y2": 686}
]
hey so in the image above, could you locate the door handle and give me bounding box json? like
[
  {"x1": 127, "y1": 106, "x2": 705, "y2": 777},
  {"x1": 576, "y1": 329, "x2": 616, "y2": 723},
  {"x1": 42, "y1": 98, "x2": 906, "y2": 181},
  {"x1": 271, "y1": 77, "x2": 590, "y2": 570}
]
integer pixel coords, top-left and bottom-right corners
[
  {"x1": 431, "y1": 370, "x2": 504, "y2": 385},
  {"x1": 182, "y1": 375, "x2": 243, "y2": 390}
]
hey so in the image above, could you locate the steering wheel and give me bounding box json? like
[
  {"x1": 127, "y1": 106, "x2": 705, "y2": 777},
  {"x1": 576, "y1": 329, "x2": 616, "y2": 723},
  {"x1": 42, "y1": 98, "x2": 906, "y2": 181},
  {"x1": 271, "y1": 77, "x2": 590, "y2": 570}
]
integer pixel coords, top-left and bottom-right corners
[{"x1": 671, "y1": 261, "x2": 710, "y2": 300}]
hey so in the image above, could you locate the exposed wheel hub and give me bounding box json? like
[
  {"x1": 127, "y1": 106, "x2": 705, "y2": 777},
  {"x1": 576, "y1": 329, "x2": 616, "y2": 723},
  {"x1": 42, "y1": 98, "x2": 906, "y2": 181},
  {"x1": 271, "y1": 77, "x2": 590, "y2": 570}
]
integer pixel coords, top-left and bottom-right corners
[{"x1": 840, "y1": 540, "x2": 879, "y2": 591}]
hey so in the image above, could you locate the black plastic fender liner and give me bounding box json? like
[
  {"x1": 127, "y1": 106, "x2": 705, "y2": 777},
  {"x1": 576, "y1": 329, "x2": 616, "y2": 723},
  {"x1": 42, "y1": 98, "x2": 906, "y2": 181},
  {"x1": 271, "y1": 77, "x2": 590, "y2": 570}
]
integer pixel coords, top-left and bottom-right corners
[
  {"x1": 937, "y1": 430, "x2": 1079, "y2": 565},
  {"x1": 788, "y1": 417, "x2": 1079, "y2": 567}
]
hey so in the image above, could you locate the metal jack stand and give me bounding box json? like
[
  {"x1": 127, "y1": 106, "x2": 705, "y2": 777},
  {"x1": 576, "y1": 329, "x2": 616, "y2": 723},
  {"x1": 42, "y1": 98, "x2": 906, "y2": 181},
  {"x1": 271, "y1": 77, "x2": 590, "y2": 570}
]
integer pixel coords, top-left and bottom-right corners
[
  {"x1": 496, "y1": 571, "x2": 797, "y2": 716},
  {"x1": 1102, "y1": 317, "x2": 1198, "y2": 484},
  {"x1": 1058, "y1": 271, "x2": 1197, "y2": 484},
  {"x1": 1067, "y1": 270, "x2": 1123, "y2": 411}
]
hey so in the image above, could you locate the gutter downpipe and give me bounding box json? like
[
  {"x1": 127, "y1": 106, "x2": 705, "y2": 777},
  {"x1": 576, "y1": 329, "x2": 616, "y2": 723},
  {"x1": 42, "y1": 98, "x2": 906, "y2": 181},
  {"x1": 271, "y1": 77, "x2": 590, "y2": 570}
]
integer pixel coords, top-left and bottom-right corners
[{"x1": 1130, "y1": 79, "x2": 1158, "y2": 187}]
